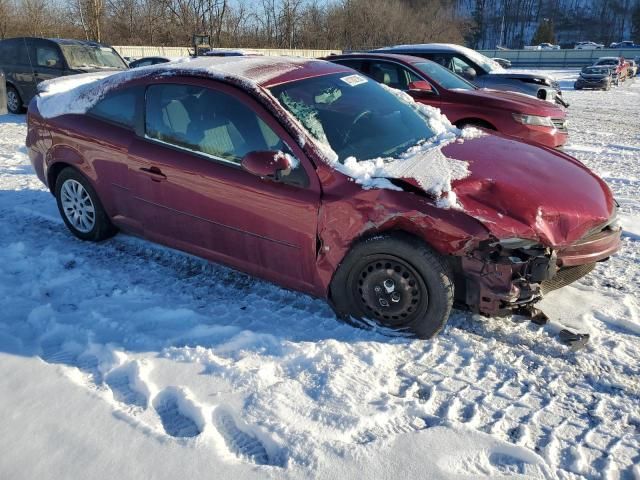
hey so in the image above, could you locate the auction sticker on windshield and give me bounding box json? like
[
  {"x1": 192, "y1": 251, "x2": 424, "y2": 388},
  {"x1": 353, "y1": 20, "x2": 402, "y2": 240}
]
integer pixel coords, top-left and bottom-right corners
[{"x1": 340, "y1": 74, "x2": 368, "y2": 86}]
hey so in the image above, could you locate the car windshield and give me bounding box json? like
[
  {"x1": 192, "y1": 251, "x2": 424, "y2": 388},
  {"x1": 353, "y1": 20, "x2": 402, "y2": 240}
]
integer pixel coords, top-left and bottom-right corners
[
  {"x1": 583, "y1": 67, "x2": 608, "y2": 74},
  {"x1": 60, "y1": 45, "x2": 127, "y2": 69},
  {"x1": 413, "y1": 61, "x2": 475, "y2": 90},
  {"x1": 597, "y1": 59, "x2": 617, "y2": 66},
  {"x1": 269, "y1": 73, "x2": 435, "y2": 162}
]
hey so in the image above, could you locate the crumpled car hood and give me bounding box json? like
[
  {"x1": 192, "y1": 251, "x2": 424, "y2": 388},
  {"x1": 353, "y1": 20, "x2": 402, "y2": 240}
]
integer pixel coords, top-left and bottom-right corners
[{"x1": 439, "y1": 134, "x2": 615, "y2": 247}]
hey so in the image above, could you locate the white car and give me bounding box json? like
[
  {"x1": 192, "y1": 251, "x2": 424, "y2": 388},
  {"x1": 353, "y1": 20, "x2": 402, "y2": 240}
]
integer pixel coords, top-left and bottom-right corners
[
  {"x1": 524, "y1": 43, "x2": 560, "y2": 50},
  {"x1": 627, "y1": 60, "x2": 638, "y2": 77},
  {"x1": 575, "y1": 41, "x2": 604, "y2": 50}
]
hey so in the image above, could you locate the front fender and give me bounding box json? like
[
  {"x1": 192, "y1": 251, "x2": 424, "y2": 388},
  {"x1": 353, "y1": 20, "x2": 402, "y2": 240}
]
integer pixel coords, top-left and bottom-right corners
[{"x1": 315, "y1": 185, "x2": 491, "y2": 294}]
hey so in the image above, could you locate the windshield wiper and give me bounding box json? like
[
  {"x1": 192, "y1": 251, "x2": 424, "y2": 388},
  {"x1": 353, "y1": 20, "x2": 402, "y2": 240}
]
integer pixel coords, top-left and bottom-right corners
[{"x1": 382, "y1": 138, "x2": 421, "y2": 158}]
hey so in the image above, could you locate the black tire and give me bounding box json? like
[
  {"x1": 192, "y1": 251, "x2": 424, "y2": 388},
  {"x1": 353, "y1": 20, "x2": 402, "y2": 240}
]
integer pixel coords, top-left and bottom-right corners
[
  {"x1": 54, "y1": 167, "x2": 117, "y2": 241},
  {"x1": 330, "y1": 233, "x2": 454, "y2": 338},
  {"x1": 6, "y1": 85, "x2": 24, "y2": 114}
]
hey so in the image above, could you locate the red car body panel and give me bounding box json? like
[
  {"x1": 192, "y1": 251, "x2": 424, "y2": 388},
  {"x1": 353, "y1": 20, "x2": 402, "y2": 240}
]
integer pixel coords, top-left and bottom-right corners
[
  {"x1": 26, "y1": 57, "x2": 621, "y2": 318},
  {"x1": 442, "y1": 134, "x2": 614, "y2": 247},
  {"x1": 328, "y1": 53, "x2": 568, "y2": 148}
]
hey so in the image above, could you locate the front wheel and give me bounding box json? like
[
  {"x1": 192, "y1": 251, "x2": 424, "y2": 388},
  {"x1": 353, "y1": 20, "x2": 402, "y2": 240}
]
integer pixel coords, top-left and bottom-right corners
[
  {"x1": 54, "y1": 167, "x2": 117, "y2": 241},
  {"x1": 330, "y1": 233, "x2": 454, "y2": 338}
]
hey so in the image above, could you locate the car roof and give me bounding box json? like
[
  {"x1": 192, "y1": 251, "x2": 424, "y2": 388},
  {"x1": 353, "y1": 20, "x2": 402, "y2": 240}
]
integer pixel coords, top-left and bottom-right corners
[
  {"x1": 328, "y1": 52, "x2": 428, "y2": 66},
  {"x1": 0, "y1": 36, "x2": 113, "y2": 48},
  {"x1": 95, "y1": 55, "x2": 352, "y2": 89},
  {"x1": 375, "y1": 43, "x2": 474, "y2": 55},
  {"x1": 596, "y1": 57, "x2": 620, "y2": 61}
]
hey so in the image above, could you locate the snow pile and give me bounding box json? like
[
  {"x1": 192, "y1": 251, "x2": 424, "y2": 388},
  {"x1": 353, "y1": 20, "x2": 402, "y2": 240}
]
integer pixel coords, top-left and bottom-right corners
[{"x1": 339, "y1": 143, "x2": 469, "y2": 206}]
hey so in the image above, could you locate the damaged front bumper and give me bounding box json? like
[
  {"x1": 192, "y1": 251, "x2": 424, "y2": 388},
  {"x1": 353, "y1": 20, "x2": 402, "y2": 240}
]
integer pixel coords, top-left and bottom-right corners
[{"x1": 457, "y1": 223, "x2": 622, "y2": 316}]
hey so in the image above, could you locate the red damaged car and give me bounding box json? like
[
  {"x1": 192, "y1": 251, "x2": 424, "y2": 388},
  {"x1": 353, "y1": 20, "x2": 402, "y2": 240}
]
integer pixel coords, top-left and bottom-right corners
[
  {"x1": 26, "y1": 57, "x2": 621, "y2": 338},
  {"x1": 327, "y1": 53, "x2": 568, "y2": 148}
]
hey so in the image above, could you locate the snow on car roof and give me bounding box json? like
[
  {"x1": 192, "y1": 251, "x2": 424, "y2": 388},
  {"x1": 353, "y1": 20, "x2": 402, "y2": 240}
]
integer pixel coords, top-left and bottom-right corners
[{"x1": 36, "y1": 56, "x2": 351, "y2": 119}]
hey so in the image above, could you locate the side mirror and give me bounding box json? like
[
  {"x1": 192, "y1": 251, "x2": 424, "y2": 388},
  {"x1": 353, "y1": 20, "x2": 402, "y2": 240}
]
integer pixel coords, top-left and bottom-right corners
[
  {"x1": 241, "y1": 150, "x2": 293, "y2": 180},
  {"x1": 407, "y1": 80, "x2": 434, "y2": 94},
  {"x1": 462, "y1": 67, "x2": 477, "y2": 81}
]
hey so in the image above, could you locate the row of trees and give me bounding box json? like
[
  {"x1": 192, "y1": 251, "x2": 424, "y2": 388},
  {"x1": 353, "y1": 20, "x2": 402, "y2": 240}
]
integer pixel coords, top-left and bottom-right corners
[{"x1": 0, "y1": 0, "x2": 467, "y2": 49}]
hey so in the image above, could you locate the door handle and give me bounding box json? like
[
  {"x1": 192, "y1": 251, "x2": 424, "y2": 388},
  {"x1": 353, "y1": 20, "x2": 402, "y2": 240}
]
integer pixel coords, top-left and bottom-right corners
[{"x1": 139, "y1": 166, "x2": 167, "y2": 181}]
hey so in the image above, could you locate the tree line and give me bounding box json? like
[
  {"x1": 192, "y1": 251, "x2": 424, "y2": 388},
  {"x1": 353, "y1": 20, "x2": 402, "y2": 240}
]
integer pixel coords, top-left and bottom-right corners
[
  {"x1": 1, "y1": 0, "x2": 638, "y2": 51},
  {"x1": 0, "y1": 0, "x2": 467, "y2": 49}
]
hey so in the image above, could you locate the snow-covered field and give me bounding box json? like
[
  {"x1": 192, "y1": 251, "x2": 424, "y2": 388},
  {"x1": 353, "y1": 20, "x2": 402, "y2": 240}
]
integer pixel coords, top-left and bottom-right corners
[{"x1": 1, "y1": 71, "x2": 639, "y2": 480}]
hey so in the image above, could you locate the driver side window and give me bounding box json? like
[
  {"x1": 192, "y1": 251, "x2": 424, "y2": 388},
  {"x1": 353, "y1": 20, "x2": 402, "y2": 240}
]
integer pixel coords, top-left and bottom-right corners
[
  {"x1": 145, "y1": 83, "x2": 307, "y2": 185},
  {"x1": 36, "y1": 46, "x2": 62, "y2": 68},
  {"x1": 451, "y1": 56, "x2": 472, "y2": 75},
  {"x1": 363, "y1": 61, "x2": 422, "y2": 91}
]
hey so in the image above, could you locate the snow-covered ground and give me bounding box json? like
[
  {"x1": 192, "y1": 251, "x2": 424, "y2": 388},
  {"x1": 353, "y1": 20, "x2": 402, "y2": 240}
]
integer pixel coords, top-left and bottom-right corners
[{"x1": 1, "y1": 71, "x2": 639, "y2": 480}]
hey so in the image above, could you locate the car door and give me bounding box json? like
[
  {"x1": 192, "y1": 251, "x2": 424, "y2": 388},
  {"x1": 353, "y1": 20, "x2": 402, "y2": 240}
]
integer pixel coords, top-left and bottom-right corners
[
  {"x1": 127, "y1": 78, "x2": 322, "y2": 291},
  {"x1": 30, "y1": 40, "x2": 65, "y2": 85}
]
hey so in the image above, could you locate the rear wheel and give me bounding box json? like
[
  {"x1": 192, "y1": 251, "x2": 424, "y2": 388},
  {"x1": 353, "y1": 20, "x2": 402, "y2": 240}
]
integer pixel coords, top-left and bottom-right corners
[
  {"x1": 54, "y1": 167, "x2": 117, "y2": 241},
  {"x1": 6, "y1": 86, "x2": 23, "y2": 114},
  {"x1": 330, "y1": 233, "x2": 454, "y2": 338}
]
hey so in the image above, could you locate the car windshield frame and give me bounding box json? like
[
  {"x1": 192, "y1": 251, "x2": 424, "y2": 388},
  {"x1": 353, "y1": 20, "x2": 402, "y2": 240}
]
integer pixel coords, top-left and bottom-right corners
[
  {"x1": 60, "y1": 44, "x2": 128, "y2": 70},
  {"x1": 412, "y1": 61, "x2": 476, "y2": 90},
  {"x1": 268, "y1": 72, "x2": 437, "y2": 163}
]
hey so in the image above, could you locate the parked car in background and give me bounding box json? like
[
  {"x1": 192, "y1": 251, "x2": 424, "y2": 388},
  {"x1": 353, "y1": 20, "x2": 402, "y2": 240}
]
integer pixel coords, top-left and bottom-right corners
[
  {"x1": 374, "y1": 43, "x2": 568, "y2": 107},
  {"x1": 575, "y1": 41, "x2": 604, "y2": 50},
  {"x1": 0, "y1": 37, "x2": 127, "y2": 113},
  {"x1": 525, "y1": 43, "x2": 560, "y2": 50},
  {"x1": 492, "y1": 57, "x2": 512, "y2": 68},
  {"x1": 327, "y1": 53, "x2": 568, "y2": 148},
  {"x1": 26, "y1": 56, "x2": 620, "y2": 337},
  {"x1": 128, "y1": 56, "x2": 172, "y2": 68},
  {"x1": 627, "y1": 59, "x2": 638, "y2": 77},
  {"x1": 574, "y1": 66, "x2": 612, "y2": 90},
  {"x1": 593, "y1": 57, "x2": 628, "y2": 84},
  {"x1": 609, "y1": 41, "x2": 639, "y2": 48}
]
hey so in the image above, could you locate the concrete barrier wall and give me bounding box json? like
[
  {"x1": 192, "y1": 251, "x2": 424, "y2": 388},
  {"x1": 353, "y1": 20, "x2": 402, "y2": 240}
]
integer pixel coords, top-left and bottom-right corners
[
  {"x1": 113, "y1": 46, "x2": 341, "y2": 59},
  {"x1": 113, "y1": 45, "x2": 639, "y2": 68},
  {"x1": 478, "y1": 49, "x2": 640, "y2": 68}
]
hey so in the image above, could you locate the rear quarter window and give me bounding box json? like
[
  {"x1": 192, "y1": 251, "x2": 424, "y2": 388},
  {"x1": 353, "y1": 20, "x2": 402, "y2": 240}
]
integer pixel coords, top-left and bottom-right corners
[
  {"x1": 0, "y1": 39, "x2": 28, "y2": 65},
  {"x1": 88, "y1": 86, "x2": 142, "y2": 128}
]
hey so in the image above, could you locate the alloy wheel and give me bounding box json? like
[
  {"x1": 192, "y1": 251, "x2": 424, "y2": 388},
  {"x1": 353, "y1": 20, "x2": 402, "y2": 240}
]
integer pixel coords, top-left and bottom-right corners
[
  {"x1": 6, "y1": 90, "x2": 19, "y2": 113},
  {"x1": 60, "y1": 179, "x2": 96, "y2": 233}
]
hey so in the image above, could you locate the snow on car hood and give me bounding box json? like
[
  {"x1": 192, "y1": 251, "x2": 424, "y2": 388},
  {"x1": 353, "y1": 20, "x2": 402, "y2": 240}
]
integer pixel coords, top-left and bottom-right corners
[
  {"x1": 312, "y1": 85, "x2": 484, "y2": 209},
  {"x1": 441, "y1": 134, "x2": 616, "y2": 247}
]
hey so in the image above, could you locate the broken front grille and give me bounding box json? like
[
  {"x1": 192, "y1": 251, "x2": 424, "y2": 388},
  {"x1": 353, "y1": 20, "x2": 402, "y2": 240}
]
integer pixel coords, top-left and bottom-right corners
[{"x1": 540, "y1": 263, "x2": 595, "y2": 295}]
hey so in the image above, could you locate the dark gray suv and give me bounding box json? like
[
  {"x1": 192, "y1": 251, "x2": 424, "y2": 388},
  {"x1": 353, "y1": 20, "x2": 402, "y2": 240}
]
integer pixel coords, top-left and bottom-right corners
[
  {"x1": 0, "y1": 37, "x2": 128, "y2": 113},
  {"x1": 375, "y1": 43, "x2": 569, "y2": 107}
]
